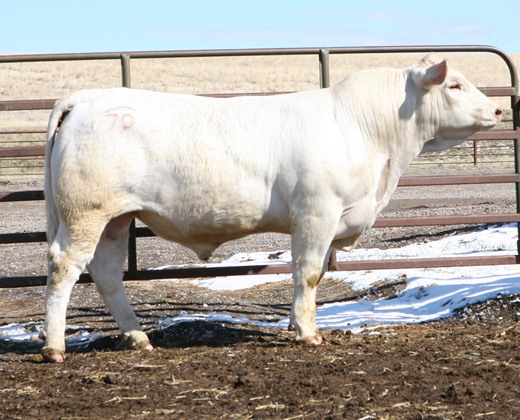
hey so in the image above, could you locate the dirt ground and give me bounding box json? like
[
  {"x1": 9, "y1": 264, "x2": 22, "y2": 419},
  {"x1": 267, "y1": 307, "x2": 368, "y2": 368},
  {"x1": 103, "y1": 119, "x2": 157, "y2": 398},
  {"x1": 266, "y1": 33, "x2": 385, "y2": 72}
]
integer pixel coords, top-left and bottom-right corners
[
  {"x1": 0, "y1": 287, "x2": 519, "y2": 419},
  {"x1": 1, "y1": 174, "x2": 520, "y2": 419}
]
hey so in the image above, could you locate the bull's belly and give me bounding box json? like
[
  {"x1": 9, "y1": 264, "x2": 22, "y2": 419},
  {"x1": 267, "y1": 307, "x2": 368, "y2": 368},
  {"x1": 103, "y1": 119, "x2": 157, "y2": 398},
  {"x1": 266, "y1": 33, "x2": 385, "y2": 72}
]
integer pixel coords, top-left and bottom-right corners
[{"x1": 136, "y1": 209, "x2": 288, "y2": 261}]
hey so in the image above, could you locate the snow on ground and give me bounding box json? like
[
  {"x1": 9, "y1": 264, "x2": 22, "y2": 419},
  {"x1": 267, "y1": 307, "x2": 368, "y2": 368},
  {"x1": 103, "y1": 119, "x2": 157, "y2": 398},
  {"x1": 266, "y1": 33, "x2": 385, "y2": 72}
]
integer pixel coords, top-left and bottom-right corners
[{"x1": 2, "y1": 224, "x2": 520, "y2": 346}]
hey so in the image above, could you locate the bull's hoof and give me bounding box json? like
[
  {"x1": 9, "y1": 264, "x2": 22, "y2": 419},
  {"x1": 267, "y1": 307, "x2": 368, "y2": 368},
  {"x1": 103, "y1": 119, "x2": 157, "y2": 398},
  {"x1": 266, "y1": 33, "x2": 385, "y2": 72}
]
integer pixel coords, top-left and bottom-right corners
[
  {"x1": 121, "y1": 331, "x2": 153, "y2": 352},
  {"x1": 41, "y1": 347, "x2": 65, "y2": 363},
  {"x1": 133, "y1": 340, "x2": 154, "y2": 351},
  {"x1": 298, "y1": 333, "x2": 324, "y2": 346}
]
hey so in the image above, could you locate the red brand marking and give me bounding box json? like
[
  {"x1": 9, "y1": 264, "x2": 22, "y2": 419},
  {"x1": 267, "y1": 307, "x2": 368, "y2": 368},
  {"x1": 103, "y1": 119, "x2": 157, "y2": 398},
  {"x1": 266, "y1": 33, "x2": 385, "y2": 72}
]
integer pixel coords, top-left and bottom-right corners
[{"x1": 104, "y1": 106, "x2": 136, "y2": 131}]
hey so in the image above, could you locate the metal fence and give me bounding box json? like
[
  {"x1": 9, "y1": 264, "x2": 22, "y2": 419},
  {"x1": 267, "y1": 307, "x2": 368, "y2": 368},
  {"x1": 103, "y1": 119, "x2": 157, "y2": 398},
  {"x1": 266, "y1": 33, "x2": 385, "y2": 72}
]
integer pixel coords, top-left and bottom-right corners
[{"x1": 1, "y1": 45, "x2": 519, "y2": 288}]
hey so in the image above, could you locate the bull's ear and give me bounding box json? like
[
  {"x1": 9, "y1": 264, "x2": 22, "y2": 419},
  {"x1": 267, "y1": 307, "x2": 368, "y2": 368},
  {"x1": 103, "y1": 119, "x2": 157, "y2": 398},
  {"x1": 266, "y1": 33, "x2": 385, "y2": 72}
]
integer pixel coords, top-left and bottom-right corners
[{"x1": 413, "y1": 59, "x2": 448, "y2": 90}]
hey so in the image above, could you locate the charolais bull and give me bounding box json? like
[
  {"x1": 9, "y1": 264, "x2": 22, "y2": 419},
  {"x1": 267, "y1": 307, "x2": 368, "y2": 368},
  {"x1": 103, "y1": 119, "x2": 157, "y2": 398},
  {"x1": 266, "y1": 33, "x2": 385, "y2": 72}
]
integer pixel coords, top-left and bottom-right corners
[{"x1": 42, "y1": 54, "x2": 502, "y2": 362}]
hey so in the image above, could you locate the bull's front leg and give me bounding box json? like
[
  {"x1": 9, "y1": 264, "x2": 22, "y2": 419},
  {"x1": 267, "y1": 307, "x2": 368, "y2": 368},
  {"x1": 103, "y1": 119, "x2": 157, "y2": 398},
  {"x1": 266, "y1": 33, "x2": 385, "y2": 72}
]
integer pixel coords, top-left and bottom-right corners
[
  {"x1": 291, "y1": 267, "x2": 324, "y2": 345},
  {"x1": 290, "y1": 209, "x2": 338, "y2": 345}
]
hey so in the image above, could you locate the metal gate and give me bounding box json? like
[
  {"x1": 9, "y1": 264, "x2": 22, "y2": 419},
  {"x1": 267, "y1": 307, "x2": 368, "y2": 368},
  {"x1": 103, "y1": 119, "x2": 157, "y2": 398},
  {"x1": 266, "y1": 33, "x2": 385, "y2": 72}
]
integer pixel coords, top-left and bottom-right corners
[{"x1": 1, "y1": 45, "x2": 519, "y2": 288}]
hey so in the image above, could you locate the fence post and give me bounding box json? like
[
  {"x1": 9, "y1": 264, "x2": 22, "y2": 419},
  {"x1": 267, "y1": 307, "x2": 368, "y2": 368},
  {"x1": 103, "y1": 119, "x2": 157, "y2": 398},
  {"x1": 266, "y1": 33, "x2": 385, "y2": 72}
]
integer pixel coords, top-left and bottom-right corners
[
  {"x1": 318, "y1": 48, "x2": 337, "y2": 270},
  {"x1": 121, "y1": 53, "x2": 131, "y2": 88},
  {"x1": 473, "y1": 140, "x2": 478, "y2": 165},
  {"x1": 512, "y1": 95, "x2": 520, "y2": 256},
  {"x1": 319, "y1": 48, "x2": 330, "y2": 89},
  {"x1": 120, "y1": 53, "x2": 138, "y2": 279}
]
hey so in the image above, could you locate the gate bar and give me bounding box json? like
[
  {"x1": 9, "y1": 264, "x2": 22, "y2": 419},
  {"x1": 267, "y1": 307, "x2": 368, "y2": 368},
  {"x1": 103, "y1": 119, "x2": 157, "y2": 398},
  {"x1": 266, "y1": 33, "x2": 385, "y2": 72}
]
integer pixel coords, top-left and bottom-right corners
[
  {"x1": 2, "y1": 254, "x2": 519, "y2": 289},
  {"x1": 0, "y1": 44, "x2": 516, "y2": 89}
]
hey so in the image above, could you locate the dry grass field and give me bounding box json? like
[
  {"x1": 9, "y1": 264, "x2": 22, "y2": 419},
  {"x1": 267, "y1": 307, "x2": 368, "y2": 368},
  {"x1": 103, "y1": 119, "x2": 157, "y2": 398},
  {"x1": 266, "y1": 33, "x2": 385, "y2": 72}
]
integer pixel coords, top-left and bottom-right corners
[{"x1": 1, "y1": 51, "x2": 519, "y2": 125}]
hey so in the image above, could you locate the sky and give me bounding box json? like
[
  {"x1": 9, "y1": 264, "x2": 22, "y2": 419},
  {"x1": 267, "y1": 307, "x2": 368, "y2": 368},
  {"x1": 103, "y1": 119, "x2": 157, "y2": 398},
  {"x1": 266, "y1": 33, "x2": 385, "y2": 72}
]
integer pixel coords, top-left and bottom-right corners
[
  {"x1": 2, "y1": 224, "x2": 520, "y2": 347},
  {"x1": 1, "y1": 1, "x2": 519, "y2": 55}
]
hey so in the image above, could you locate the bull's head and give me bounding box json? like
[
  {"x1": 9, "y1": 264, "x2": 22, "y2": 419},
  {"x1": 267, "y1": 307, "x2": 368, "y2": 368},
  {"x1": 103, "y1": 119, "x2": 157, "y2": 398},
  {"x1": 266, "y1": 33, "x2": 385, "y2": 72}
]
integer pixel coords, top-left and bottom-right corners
[{"x1": 411, "y1": 53, "x2": 502, "y2": 154}]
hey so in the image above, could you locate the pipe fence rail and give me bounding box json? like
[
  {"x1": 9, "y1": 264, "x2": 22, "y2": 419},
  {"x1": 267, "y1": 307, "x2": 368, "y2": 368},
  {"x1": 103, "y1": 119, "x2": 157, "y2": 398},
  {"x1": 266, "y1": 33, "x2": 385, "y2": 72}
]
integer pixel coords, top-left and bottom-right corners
[{"x1": 1, "y1": 45, "x2": 519, "y2": 288}]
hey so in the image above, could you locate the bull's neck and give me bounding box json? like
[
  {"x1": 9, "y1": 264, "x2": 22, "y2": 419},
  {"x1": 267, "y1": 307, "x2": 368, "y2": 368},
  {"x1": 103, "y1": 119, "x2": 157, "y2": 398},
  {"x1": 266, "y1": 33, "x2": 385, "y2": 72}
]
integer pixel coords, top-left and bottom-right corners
[
  {"x1": 332, "y1": 72, "x2": 434, "y2": 210},
  {"x1": 335, "y1": 71, "x2": 433, "y2": 176}
]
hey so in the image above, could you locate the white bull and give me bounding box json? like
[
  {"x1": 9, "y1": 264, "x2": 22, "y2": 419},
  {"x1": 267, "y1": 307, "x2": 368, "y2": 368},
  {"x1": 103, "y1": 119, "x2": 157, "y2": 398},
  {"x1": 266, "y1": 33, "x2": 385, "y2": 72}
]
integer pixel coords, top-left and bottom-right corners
[{"x1": 42, "y1": 54, "x2": 502, "y2": 362}]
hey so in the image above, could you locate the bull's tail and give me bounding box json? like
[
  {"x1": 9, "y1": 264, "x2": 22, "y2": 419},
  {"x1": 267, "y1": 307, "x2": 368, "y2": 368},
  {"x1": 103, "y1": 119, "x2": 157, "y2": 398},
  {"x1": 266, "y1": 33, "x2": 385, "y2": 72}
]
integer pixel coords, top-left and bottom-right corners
[{"x1": 44, "y1": 98, "x2": 73, "y2": 244}]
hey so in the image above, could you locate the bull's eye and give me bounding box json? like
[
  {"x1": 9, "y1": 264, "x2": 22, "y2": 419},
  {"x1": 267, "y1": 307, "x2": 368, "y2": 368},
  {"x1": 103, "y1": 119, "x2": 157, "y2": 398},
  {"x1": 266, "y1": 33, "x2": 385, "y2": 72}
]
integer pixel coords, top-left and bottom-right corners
[{"x1": 449, "y1": 82, "x2": 462, "y2": 90}]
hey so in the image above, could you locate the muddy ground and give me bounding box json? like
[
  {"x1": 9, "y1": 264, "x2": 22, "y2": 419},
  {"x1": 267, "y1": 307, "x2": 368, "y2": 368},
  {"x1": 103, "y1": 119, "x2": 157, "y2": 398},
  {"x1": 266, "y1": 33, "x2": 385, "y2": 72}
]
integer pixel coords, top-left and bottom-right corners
[{"x1": 1, "y1": 173, "x2": 520, "y2": 419}]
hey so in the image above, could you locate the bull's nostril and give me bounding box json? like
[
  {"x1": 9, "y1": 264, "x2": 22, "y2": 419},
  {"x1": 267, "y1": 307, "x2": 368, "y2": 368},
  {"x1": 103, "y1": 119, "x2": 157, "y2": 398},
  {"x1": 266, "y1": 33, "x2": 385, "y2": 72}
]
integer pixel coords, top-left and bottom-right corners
[{"x1": 496, "y1": 108, "x2": 503, "y2": 116}]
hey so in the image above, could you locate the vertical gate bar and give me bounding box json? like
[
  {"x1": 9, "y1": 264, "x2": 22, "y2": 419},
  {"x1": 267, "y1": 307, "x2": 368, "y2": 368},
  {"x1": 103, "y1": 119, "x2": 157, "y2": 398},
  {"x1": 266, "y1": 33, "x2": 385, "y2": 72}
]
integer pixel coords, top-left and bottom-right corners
[
  {"x1": 127, "y1": 223, "x2": 138, "y2": 279},
  {"x1": 473, "y1": 140, "x2": 478, "y2": 165},
  {"x1": 120, "y1": 53, "x2": 138, "y2": 279},
  {"x1": 512, "y1": 95, "x2": 520, "y2": 256},
  {"x1": 319, "y1": 48, "x2": 330, "y2": 88},
  {"x1": 121, "y1": 53, "x2": 131, "y2": 88},
  {"x1": 327, "y1": 248, "x2": 338, "y2": 271},
  {"x1": 318, "y1": 48, "x2": 337, "y2": 270}
]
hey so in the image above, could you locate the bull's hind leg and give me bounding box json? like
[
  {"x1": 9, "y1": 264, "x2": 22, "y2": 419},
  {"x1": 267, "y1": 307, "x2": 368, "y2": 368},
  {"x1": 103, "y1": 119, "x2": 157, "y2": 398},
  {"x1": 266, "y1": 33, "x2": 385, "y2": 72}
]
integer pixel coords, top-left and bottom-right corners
[
  {"x1": 87, "y1": 215, "x2": 152, "y2": 352},
  {"x1": 290, "y1": 209, "x2": 339, "y2": 345},
  {"x1": 43, "y1": 220, "x2": 106, "y2": 362}
]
